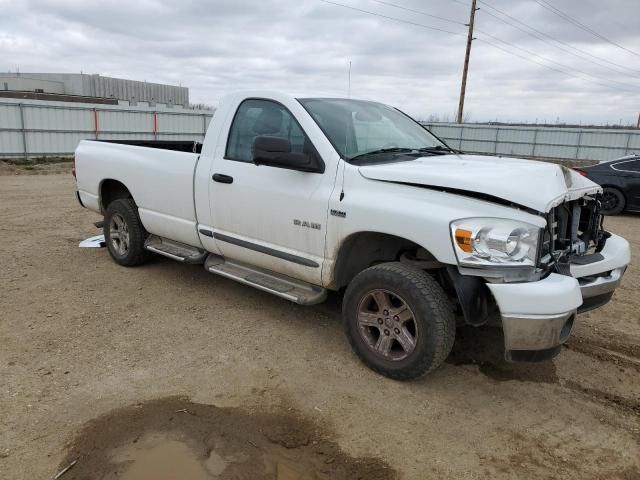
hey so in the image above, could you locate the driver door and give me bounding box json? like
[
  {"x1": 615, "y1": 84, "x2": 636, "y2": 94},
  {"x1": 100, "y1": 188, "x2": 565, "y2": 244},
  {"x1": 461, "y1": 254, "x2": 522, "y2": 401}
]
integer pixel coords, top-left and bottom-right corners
[{"x1": 208, "y1": 99, "x2": 337, "y2": 285}]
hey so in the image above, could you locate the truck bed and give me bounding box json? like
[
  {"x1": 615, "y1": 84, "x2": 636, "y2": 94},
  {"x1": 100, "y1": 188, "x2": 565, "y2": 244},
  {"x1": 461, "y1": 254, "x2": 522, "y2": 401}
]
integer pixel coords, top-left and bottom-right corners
[{"x1": 75, "y1": 139, "x2": 202, "y2": 246}]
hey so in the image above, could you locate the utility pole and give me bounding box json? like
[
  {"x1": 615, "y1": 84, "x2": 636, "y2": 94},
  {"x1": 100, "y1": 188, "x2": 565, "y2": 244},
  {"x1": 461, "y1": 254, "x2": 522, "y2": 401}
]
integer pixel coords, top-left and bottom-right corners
[{"x1": 457, "y1": 0, "x2": 478, "y2": 124}]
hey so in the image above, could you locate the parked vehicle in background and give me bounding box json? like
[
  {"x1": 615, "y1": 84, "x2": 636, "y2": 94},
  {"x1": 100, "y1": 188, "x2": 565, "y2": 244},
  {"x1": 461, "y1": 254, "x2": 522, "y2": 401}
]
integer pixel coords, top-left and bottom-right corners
[
  {"x1": 73, "y1": 91, "x2": 630, "y2": 380},
  {"x1": 574, "y1": 155, "x2": 640, "y2": 215}
]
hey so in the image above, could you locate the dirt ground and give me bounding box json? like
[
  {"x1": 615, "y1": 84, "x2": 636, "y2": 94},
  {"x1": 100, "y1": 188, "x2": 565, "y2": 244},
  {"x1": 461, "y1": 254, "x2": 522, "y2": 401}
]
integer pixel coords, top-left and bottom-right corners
[{"x1": 1, "y1": 170, "x2": 639, "y2": 480}]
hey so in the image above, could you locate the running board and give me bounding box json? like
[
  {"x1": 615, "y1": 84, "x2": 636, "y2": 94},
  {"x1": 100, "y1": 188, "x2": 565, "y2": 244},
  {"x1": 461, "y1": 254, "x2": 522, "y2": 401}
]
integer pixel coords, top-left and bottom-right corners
[
  {"x1": 204, "y1": 254, "x2": 327, "y2": 305},
  {"x1": 145, "y1": 235, "x2": 207, "y2": 264}
]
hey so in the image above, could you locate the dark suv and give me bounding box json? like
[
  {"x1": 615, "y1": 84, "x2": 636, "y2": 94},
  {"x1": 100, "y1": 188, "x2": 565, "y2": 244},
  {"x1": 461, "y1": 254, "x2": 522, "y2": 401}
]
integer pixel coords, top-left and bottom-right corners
[{"x1": 575, "y1": 155, "x2": 640, "y2": 215}]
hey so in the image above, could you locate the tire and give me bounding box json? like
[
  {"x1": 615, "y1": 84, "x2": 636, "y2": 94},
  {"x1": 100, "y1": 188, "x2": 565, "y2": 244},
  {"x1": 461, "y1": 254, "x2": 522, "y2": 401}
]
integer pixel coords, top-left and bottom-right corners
[
  {"x1": 342, "y1": 262, "x2": 455, "y2": 380},
  {"x1": 601, "y1": 187, "x2": 626, "y2": 215},
  {"x1": 103, "y1": 198, "x2": 149, "y2": 266}
]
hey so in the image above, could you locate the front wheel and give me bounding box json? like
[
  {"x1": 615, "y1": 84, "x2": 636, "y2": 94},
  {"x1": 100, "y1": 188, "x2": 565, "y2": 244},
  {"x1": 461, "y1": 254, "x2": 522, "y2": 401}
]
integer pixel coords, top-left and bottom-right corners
[{"x1": 343, "y1": 262, "x2": 455, "y2": 380}]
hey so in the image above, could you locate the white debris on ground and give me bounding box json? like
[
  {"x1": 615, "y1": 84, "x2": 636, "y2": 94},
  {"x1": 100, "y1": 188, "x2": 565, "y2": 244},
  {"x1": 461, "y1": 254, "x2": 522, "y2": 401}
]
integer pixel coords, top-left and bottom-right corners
[{"x1": 79, "y1": 235, "x2": 105, "y2": 248}]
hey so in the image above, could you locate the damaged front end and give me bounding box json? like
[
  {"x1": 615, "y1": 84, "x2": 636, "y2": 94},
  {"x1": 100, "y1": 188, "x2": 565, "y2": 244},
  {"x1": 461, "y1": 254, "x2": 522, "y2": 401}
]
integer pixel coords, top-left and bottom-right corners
[
  {"x1": 538, "y1": 194, "x2": 610, "y2": 278},
  {"x1": 448, "y1": 192, "x2": 626, "y2": 355}
]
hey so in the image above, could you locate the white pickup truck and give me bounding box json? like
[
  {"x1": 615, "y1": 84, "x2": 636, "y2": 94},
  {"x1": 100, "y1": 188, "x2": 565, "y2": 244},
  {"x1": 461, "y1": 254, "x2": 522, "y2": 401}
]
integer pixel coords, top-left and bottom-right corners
[{"x1": 74, "y1": 91, "x2": 630, "y2": 380}]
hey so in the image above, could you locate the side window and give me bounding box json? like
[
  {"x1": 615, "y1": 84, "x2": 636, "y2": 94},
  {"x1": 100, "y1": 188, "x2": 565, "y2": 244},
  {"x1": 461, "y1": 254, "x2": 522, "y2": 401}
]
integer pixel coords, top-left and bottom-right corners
[
  {"x1": 612, "y1": 159, "x2": 640, "y2": 173},
  {"x1": 624, "y1": 160, "x2": 640, "y2": 173},
  {"x1": 226, "y1": 99, "x2": 313, "y2": 163}
]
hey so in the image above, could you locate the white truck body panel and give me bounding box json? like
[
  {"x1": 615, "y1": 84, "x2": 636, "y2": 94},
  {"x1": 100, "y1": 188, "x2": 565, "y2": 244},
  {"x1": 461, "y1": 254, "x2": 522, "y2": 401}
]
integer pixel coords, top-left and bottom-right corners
[
  {"x1": 194, "y1": 91, "x2": 342, "y2": 284},
  {"x1": 321, "y1": 161, "x2": 548, "y2": 286},
  {"x1": 359, "y1": 154, "x2": 601, "y2": 212},
  {"x1": 76, "y1": 141, "x2": 201, "y2": 246}
]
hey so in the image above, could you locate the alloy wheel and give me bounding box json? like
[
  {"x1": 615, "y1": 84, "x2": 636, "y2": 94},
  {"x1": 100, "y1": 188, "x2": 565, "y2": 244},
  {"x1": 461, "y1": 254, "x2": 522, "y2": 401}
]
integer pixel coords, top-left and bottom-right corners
[
  {"x1": 109, "y1": 213, "x2": 130, "y2": 256},
  {"x1": 356, "y1": 289, "x2": 419, "y2": 361}
]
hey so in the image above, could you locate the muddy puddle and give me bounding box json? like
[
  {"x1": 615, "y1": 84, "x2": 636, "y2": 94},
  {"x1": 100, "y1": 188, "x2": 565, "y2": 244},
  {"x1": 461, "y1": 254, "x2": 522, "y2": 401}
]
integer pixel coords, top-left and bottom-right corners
[{"x1": 58, "y1": 397, "x2": 394, "y2": 480}]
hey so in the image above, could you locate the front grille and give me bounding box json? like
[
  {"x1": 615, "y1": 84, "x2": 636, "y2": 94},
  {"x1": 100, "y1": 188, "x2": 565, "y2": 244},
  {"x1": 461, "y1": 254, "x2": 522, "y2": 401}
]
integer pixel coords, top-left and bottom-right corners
[{"x1": 538, "y1": 195, "x2": 607, "y2": 272}]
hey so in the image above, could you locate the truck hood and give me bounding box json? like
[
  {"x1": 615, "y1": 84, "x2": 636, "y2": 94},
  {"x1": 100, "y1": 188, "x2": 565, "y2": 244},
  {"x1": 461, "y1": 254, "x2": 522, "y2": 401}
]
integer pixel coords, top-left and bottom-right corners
[{"x1": 358, "y1": 154, "x2": 601, "y2": 212}]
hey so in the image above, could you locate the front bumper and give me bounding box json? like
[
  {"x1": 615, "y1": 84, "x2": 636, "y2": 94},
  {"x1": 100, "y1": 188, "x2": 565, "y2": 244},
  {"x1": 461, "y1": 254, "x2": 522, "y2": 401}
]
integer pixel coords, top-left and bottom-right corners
[{"x1": 486, "y1": 233, "x2": 630, "y2": 362}]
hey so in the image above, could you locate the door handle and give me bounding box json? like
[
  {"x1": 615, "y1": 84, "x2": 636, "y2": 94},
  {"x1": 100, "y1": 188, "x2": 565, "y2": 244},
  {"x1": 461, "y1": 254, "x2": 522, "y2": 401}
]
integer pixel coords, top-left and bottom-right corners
[{"x1": 212, "y1": 173, "x2": 233, "y2": 184}]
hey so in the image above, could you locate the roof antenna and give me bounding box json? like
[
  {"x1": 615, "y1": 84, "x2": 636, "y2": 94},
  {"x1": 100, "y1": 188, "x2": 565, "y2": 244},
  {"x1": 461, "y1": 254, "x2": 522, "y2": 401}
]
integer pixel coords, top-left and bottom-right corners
[{"x1": 347, "y1": 60, "x2": 352, "y2": 97}]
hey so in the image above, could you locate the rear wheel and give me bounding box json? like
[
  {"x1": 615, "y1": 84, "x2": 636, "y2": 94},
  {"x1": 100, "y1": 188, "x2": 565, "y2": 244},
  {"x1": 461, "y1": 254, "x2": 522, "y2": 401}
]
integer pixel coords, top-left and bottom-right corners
[
  {"x1": 104, "y1": 198, "x2": 149, "y2": 266},
  {"x1": 343, "y1": 262, "x2": 455, "y2": 380},
  {"x1": 601, "y1": 187, "x2": 625, "y2": 215}
]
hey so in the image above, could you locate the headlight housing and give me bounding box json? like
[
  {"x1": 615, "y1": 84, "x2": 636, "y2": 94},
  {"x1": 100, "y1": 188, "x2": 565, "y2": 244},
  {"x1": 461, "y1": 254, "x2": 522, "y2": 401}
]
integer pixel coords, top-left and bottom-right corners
[{"x1": 450, "y1": 218, "x2": 540, "y2": 269}]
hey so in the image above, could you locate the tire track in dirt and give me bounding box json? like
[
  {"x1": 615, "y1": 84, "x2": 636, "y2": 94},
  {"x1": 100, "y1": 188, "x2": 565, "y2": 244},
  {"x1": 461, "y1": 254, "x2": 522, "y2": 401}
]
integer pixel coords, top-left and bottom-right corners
[{"x1": 565, "y1": 335, "x2": 640, "y2": 372}]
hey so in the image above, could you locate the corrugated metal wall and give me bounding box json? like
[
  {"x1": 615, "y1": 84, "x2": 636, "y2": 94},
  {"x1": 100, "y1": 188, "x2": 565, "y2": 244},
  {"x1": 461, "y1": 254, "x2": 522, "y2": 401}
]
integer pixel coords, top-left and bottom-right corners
[
  {"x1": 422, "y1": 123, "x2": 640, "y2": 162},
  {"x1": 0, "y1": 99, "x2": 213, "y2": 158},
  {"x1": 4, "y1": 103, "x2": 636, "y2": 162},
  {"x1": 1, "y1": 73, "x2": 189, "y2": 105}
]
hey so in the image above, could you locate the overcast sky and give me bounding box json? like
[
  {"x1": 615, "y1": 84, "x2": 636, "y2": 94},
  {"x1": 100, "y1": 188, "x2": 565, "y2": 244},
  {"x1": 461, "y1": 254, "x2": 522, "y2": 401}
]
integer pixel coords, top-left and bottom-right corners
[{"x1": 2, "y1": 0, "x2": 639, "y2": 124}]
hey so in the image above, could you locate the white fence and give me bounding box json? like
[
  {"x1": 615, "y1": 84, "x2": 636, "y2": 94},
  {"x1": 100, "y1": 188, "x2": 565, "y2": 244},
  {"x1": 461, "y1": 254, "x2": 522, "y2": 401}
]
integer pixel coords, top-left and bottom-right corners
[
  {"x1": 422, "y1": 123, "x2": 640, "y2": 162},
  {"x1": 0, "y1": 99, "x2": 213, "y2": 158},
  {"x1": 2, "y1": 101, "x2": 638, "y2": 163}
]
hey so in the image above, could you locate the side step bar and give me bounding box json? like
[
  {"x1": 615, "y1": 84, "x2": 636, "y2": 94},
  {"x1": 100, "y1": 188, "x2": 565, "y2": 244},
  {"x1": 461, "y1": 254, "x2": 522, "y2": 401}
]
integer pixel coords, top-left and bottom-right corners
[
  {"x1": 204, "y1": 254, "x2": 327, "y2": 305},
  {"x1": 144, "y1": 235, "x2": 208, "y2": 264}
]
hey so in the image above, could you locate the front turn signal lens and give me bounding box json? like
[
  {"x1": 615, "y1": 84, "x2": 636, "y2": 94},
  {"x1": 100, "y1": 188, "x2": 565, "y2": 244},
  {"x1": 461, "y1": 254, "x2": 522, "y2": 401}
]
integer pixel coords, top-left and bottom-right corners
[{"x1": 455, "y1": 228, "x2": 473, "y2": 253}]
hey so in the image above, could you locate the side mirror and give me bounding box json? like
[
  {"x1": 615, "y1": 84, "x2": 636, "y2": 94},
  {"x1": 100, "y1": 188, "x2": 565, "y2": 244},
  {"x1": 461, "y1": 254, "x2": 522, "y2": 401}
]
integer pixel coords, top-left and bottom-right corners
[{"x1": 252, "y1": 136, "x2": 321, "y2": 173}]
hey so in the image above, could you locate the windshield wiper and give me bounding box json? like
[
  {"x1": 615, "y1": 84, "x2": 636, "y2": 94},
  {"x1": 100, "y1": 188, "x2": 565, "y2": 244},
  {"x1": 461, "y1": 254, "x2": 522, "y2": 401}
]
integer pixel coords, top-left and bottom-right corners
[
  {"x1": 349, "y1": 147, "x2": 415, "y2": 161},
  {"x1": 415, "y1": 145, "x2": 462, "y2": 154}
]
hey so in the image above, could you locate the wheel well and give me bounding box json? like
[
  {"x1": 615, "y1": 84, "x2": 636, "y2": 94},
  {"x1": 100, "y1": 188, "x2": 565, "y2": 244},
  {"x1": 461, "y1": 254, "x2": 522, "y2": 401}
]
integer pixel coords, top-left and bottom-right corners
[
  {"x1": 100, "y1": 179, "x2": 133, "y2": 213},
  {"x1": 601, "y1": 185, "x2": 625, "y2": 193},
  {"x1": 331, "y1": 232, "x2": 437, "y2": 289}
]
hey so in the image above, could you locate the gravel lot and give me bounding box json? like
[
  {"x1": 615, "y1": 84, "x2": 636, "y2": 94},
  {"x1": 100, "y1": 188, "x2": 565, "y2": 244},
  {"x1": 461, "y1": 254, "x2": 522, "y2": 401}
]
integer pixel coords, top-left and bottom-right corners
[{"x1": 1, "y1": 170, "x2": 639, "y2": 479}]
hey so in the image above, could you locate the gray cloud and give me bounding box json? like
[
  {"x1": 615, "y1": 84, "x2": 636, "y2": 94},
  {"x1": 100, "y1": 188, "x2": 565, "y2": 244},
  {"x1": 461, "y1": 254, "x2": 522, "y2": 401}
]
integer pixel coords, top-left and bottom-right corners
[{"x1": 1, "y1": 0, "x2": 639, "y2": 123}]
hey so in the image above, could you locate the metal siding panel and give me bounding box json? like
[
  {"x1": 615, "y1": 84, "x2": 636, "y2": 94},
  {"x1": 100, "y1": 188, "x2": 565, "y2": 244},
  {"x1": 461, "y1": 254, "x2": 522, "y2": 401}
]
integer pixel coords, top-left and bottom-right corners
[
  {"x1": 580, "y1": 131, "x2": 629, "y2": 147},
  {"x1": 98, "y1": 110, "x2": 153, "y2": 132},
  {"x1": 157, "y1": 133, "x2": 205, "y2": 142},
  {"x1": 498, "y1": 128, "x2": 536, "y2": 143},
  {"x1": 535, "y1": 129, "x2": 580, "y2": 146},
  {"x1": 0, "y1": 104, "x2": 21, "y2": 128},
  {"x1": 427, "y1": 125, "x2": 461, "y2": 139},
  {"x1": 460, "y1": 140, "x2": 494, "y2": 154},
  {"x1": 535, "y1": 144, "x2": 577, "y2": 159},
  {"x1": 157, "y1": 112, "x2": 201, "y2": 133},
  {"x1": 627, "y1": 134, "x2": 640, "y2": 149},
  {"x1": 463, "y1": 126, "x2": 495, "y2": 140},
  {"x1": 579, "y1": 146, "x2": 629, "y2": 161},
  {"x1": 414, "y1": 122, "x2": 639, "y2": 161},
  {"x1": 24, "y1": 105, "x2": 93, "y2": 131},
  {"x1": 26, "y1": 131, "x2": 90, "y2": 154},
  {"x1": 99, "y1": 132, "x2": 155, "y2": 141},
  {"x1": 0, "y1": 131, "x2": 25, "y2": 154},
  {"x1": 496, "y1": 142, "x2": 534, "y2": 156}
]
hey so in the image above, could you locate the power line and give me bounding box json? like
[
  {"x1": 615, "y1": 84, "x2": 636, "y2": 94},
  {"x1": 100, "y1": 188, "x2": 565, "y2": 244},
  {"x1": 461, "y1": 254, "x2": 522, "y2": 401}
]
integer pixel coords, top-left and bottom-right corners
[
  {"x1": 367, "y1": 0, "x2": 640, "y2": 79},
  {"x1": 368, "y1": 0, "x2": 466, "y2": 26},
  {"x1": 317, "y1": 0, "x2": 464, "y2": 35},
  {"x1": 477, "y1": 30, "x2": 640, "y2": 92},
  {"x1": 362, "y1": 0, "x2": 640, "y2": 88},
  {"x1": 316, "y1": 0, "x2": 640, "y2": 94},
  {"x1": 532, "y1": 0, "x2": 640, "y2": 58},
  {"x1": 478, "y1": 0, "x2": 640, "y2": 77},
  {"x1": 476, "y1": 38, "x2": 637, "y2": 93},
  {"x1": 578, "y1": 0, "x2": 634, "y2": 34}
]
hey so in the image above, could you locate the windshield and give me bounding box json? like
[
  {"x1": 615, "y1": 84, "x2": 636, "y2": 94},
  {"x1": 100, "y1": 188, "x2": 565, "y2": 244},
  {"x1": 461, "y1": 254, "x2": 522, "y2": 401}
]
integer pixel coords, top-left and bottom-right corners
[{"x1": 298, "y1": 98, "x2": 449, "y2": 163}]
